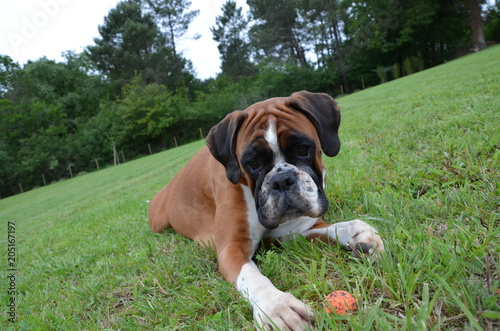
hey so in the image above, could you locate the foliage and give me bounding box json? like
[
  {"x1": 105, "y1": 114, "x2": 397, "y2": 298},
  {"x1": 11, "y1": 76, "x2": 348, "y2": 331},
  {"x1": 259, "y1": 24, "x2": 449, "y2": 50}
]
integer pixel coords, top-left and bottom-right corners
[
  {"x1": 0, "y1": 55, "x2": 20, "y2": 97},
  {"x1": 345, "y1": 0, "x2": 469, "y2": 66},
  {"x1": 0, "y1": 54, "x2": 105, "y2": 197},
  {"x1": 484, "y1": 3, "x2": 500, "y2": 42},
  {"x1": 211, "y1": 0, "x2": 254, "y2": 80},
  {"x1": 142, "y1": 0, "x2": 200, "y2": 88},
  {"x1": 402, "y1": 54, "x2": 424, "y2": 76},
  {"x1": 87, "y1": 0, "x2": 175, "y2": 92},
  {"x1": 110, "y1": 75, "x2": 190, "y2": 152},
  {"x1": 1, "y1": 47, "x2": 499, "y2": 329},
  {"x1": 248, "y1": 0, "x2": 309, "y2": 66}
]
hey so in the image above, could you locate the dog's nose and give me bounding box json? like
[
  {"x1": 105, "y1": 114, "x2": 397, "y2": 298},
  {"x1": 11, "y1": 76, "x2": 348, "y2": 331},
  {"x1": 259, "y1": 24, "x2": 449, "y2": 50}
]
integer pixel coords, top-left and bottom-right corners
[{"x1": 270, "y1": 170, "x2": 296, "y2": 192}]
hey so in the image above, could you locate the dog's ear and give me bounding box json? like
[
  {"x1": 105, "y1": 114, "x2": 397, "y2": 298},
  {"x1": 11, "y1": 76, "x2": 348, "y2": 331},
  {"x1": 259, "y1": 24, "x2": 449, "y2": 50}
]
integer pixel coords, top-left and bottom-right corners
[
  {"x1": 206, "y1": 111, "x2": 248, "y2": 184},
  {"x1": 287, "y1": 91, "x2": 341, "y2": 157}
]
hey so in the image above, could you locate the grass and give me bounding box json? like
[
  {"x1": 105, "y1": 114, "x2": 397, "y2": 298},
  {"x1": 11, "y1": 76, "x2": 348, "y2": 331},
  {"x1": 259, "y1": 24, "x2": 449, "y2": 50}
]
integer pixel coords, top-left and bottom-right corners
[{"x1": 1, "y1": 45, "x2": 499, "y2": 330}]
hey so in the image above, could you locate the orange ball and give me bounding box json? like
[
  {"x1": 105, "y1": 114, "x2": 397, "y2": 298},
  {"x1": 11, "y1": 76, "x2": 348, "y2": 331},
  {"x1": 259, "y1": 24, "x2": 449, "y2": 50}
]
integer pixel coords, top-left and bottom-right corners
[{"x1": 324, "y1": 290, "x2": 358, "y2": 315}]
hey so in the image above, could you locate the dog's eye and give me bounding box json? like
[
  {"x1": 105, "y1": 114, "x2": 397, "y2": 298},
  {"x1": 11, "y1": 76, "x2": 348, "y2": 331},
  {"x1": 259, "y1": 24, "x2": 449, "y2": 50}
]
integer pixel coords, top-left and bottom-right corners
[
  {"x1": 297, "y1": 145, "x2": 309, "y2": 156},
  {"x1": 248, "y1": 159, "x2": 260, "y2": 170}
]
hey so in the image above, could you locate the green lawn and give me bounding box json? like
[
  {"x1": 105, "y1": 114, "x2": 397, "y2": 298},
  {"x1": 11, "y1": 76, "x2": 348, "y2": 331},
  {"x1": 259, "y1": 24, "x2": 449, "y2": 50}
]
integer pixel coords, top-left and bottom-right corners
[{"x1": 1, "y1": 45, "x2": 499, "y2": 330}]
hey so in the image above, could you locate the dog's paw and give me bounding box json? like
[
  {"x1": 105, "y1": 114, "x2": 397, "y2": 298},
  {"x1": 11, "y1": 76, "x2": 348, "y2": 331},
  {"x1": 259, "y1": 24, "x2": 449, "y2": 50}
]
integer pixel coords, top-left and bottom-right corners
[
  {"x1": 252, "y1": 291, "x2": 314, "y2": 331},
  {"x1": 335, "y1": 220, "x2": 384, "y2": 256}
]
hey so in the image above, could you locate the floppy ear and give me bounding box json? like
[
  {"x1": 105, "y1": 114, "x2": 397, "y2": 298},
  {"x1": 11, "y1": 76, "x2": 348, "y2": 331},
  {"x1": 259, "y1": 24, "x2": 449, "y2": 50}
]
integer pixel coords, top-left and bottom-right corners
[
  {"x1": 287, "y1": 91, "x2": 341, "y2": 157},
  {"x1": 206, "y1": 111, "x2": 248, "y2": 184}
]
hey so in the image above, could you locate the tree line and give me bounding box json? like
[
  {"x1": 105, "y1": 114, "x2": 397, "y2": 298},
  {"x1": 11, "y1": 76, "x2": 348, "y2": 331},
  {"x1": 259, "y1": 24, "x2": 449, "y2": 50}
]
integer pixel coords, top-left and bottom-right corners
[{"x1": 1, "y1": 0, "x2": 499, "y2": 198}]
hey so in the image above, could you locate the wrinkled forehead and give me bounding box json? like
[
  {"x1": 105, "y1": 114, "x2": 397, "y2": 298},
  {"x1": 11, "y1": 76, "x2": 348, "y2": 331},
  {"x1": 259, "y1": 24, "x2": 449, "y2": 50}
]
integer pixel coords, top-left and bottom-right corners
[{"x1": 235, "y1": 108, "x2": 320, "y2": 157}]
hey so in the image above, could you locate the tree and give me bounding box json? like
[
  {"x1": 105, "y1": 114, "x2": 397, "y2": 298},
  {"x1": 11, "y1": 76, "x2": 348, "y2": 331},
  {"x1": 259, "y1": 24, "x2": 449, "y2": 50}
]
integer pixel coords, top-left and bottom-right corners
[
  {"x1": 0, "y1": 55, "x2": 20, "y2": 98},
  {"x1": 247, "y1": 0, "x2": 309, "y2": 66},
  {"x1": 344, "y1": 0, "x2": 471, "y2": 68},
  {"x1": 87, "y1": 0, "x2": 173, "y2": 92},
  {"x1": 484, "y1": 1, "x2": 500, "y2": 42},
  {"x1": 0, "y1": 98, "x2": 16, "y2": 197},
  {"x1": 142, "y1": 0, "x2": 199, "y2": 88},
  {"x1": 464, "y1": 0, "x2": 487, "y2": 50},
  {"x1": 8, "y1": 55, "x2": 103, "y2": 121},
  {"x1": 302, "y1": 0, "x2": 349, "y2": 90},
  {"x1": 0, "y1": 56, "x2": 106, "y2": 197},
  {"x1": 211, "y1": 1, "x2": 254, "y2": 80},
  {"x1": 109, "y1": 74, "x2": 190, "y2": 152}
]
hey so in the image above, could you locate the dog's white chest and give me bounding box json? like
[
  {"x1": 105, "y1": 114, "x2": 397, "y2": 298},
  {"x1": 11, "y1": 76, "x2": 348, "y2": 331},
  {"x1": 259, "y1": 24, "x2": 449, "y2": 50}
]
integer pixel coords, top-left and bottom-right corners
[{"x1": 242, "y1": 185, "x2": 318, "y2": 256}]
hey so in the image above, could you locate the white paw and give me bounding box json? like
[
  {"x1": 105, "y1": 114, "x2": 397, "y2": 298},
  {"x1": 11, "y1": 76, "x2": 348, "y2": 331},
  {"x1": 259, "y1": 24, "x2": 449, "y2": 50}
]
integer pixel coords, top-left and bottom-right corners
[
  {"x1": 252, "y1": 291, "x2": 314, "y2": 331},
  {"x1": 342, "y1": 219, "x2": 384, "y2": 256}
]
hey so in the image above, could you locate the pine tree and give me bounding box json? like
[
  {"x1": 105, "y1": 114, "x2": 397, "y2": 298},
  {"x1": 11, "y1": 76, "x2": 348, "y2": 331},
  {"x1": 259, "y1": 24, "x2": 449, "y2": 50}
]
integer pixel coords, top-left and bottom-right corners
[
  {"x1": 142, "y1": 0, "x2": 199, "y2": 88},
  {"x1": 211, "y1": 0, "x2": 254, "y2": 79},
  {"x1": 247, "y1": 0, "x2": 308, "y2": 66},
  {"x1": 87, "y1": 0, "x2": 173, "y2": 92}
]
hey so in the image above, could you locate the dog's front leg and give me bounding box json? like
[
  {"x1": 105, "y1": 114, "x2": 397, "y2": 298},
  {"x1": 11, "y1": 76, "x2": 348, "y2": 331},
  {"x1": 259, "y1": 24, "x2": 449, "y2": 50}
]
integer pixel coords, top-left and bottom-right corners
[
  {"x1": 304, "y1": 219, "x2": 384, "y2": 256},
  {"x1": 236, "y1": 262, "x2": 315, "y2": 331},
  {"x1": 216, "y1": 241, "x2": 314, "y2": 331}
]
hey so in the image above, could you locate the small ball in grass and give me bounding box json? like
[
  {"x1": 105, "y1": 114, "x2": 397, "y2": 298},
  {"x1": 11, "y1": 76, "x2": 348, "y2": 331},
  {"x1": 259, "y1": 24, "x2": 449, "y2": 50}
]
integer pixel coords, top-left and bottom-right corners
[{"x1": 324, "y1": 290, "x2": 358, "y2": 315}]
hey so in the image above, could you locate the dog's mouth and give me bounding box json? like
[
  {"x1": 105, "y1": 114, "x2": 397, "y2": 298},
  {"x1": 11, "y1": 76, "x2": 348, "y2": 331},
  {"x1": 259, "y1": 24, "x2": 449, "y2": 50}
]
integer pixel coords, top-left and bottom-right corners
[
  {"x1": 257, "y1": 202, "x2": 327, "y2": 229},
  {"x1": 256, "y1": 167, "x2": 328, "y2": 229}
]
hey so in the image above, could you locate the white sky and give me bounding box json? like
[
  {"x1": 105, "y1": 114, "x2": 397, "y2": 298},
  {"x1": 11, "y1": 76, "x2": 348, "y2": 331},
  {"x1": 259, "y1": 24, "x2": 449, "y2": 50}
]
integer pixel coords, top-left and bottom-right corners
[{"x1": 0, "y1": 0, "x2": 249, "y2": 80}]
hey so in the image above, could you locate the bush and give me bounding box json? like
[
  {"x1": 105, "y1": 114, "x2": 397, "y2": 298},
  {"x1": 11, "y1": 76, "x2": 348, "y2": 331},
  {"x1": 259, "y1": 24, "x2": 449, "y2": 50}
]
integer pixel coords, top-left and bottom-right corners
[{"x1": 484, "y1": 5, "x2": 500, "y2": 42}]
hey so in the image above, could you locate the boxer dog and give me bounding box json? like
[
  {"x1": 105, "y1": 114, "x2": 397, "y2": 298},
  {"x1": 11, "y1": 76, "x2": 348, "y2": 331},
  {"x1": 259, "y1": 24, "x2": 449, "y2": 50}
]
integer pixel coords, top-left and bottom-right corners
[{"x1": 148, "y1": 91, "x2": 384, "y2": 330}]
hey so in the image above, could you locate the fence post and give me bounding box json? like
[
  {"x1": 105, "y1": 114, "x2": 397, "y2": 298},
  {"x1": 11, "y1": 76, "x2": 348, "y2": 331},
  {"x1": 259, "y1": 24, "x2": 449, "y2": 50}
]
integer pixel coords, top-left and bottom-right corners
[
  {"x1": 18, "y1": 183, "x2": 23, "y2": 193},
  {"x1": 199, "y1": 128, "x2": 204, "y2": 140},
  {"x1": 173, "y1": 136, "x2": 178, "y2": 147},
  {"x1": 42, "y1": 174, "x2": 47, "y2": 186},
  {"x1": 68, "y1": 165, "x2": 73, "y2": 178},
  {"x1": 148, "y1": 144, "x2": 152, "y2": 155},
  {"x1": 121, "y1": 150, "x2": 126, "y2": 163},
  {"x1": 95, "y1": 158, "x2": 100, "y2": 170},
  {"x1": 113, "y1": 144, "x2": 119, "y2": 166}
]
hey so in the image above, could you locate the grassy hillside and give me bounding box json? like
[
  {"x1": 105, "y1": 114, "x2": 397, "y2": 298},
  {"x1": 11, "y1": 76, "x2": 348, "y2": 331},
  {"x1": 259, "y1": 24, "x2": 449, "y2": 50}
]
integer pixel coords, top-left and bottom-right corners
[{"x1": 1, "y1": 45, "x2": 499, "y2": 330}]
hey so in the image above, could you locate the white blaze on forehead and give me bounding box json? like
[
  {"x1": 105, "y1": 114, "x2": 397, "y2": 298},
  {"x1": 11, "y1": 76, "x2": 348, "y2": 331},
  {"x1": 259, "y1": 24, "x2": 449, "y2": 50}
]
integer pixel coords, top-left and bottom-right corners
[{"x1": 264, "y1": 119, "x2": 284, "y2": 162}]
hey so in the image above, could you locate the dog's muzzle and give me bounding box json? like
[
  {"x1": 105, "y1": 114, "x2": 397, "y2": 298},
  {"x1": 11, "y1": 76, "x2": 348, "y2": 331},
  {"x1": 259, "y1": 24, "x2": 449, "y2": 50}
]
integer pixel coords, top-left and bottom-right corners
[{"x1": 257, "y1": 163, "x2": 328, "y2": 229}]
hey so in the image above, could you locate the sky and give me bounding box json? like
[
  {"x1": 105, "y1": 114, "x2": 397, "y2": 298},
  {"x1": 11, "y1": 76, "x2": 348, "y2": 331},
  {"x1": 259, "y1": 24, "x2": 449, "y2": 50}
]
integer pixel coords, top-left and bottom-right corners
[{"x1": 0, "y1": 0, "x2": 249, "y2": 80}]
